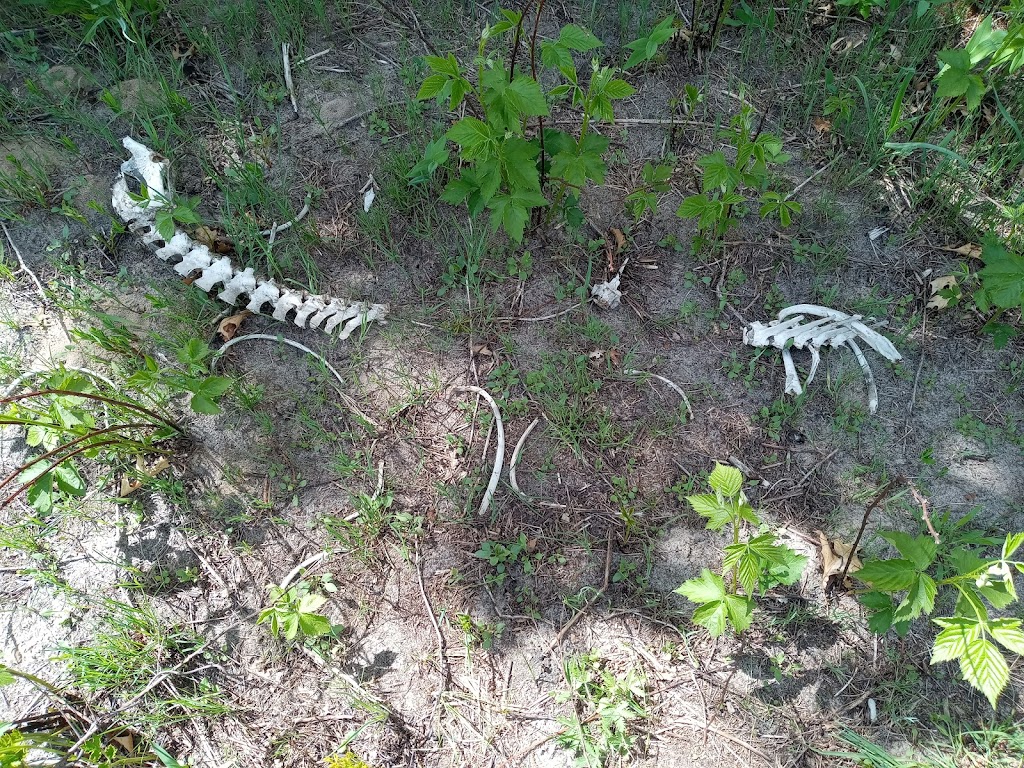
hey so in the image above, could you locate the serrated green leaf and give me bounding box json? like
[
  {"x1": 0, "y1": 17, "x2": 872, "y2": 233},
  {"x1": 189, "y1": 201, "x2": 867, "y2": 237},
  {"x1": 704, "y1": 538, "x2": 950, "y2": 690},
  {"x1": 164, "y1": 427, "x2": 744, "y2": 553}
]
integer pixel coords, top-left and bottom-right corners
[
  {"x1": 298, "y1": 613, "x2": 332, "y2": 637},
  {"x1": 446, "y1": 118, "x2": 494, "y2": 158},
  {"x1": 1003, "y1": 532, "x2": 1024, "y2": 559},
  {"x1": 53, "y1": 462, "x2": 86, "y2": 496},
  {"x1": 699, "y1": 151, "x2": 742, "y2": 192},
  {"x1": 854, "y1": 558, "x2": 918, "y2": 591},
  {"x1": 931, "y1": 617, "x2": 980, "y2": 663},
  {"x1": 879, "y1": 530, "x2": 937, "y2": 570},
  {"x1": 685, "y1": 493, "x2": 732, "y2": 530},
  {"x1": 558, "y1": 24, "x2": 602, "y2": 51},
  {"x1": 989, "y1": 618, "x2": 1024, "y2": 655},
  {"x1": 977, "y1": 237, "x2": 1024, "y2": 311},
  {"x1": 724, "y1": 594, "x2": 755, "y2": 633},
  {"x1": 893, "y1": 572, "x2": 937, "y2": 621},
  {"x1": 691, "y1": 600, "x2": 728, "y2": 637},
  {"x1": 417, "y1": 74, "x2": 447, "y2": 100},
  {"x1": 958, "y1": 637, "x2": 1010, "y2": 708},
  {"x1": 540, "y1": 40, "x2": 573, "y2": 70},
  {"x1": 675, "y1": 569, "x2": 726, "y2": 603},
  {"x1": 676, "y1": 193, "x2": 710, "y2": 219},
  {"x1": 708, "y1": 462, "x2": 743, "y2": 497},
  {"x1": 604, "y1": 79, "x2": 635, "y2": 100}
]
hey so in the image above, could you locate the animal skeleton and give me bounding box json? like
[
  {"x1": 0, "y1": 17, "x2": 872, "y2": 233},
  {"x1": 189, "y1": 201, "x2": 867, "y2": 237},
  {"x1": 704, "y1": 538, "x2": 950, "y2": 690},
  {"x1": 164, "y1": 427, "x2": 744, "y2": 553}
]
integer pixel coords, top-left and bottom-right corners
[
  {"x1": 743, "y1": 304, "x2": 902, "y2": 414},
  {"x1": 111, "y1": 137, "x2": 387, "y2": 339}
]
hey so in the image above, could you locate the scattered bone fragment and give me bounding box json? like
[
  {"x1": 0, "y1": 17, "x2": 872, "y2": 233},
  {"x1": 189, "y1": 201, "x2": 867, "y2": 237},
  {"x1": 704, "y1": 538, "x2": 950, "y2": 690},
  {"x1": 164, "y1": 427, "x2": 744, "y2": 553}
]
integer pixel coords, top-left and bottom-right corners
[
  {"x1": 744, "y1": 304, "x2": 901, "y2": 413},
  {"x1": 111, "y1": 136, "x2": 387, "y2": 338}
]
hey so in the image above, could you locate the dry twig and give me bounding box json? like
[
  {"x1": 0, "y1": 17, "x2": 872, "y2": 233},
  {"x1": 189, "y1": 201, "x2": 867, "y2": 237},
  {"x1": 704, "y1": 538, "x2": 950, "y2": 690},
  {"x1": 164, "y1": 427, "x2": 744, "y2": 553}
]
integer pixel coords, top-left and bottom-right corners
[
  {"x1": 451, "y1": 385, "x2": 504, "y2": 517},
  {"x1": 547, "y1": 532, "x2": 613, "y2": 652}
]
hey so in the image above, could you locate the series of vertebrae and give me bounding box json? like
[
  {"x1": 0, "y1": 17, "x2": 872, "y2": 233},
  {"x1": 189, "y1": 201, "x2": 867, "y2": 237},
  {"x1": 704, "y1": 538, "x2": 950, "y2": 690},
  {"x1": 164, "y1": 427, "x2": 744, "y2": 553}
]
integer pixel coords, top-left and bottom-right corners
[{"x1": 111, "y1": 137, "x2": 387, "y2": 340}]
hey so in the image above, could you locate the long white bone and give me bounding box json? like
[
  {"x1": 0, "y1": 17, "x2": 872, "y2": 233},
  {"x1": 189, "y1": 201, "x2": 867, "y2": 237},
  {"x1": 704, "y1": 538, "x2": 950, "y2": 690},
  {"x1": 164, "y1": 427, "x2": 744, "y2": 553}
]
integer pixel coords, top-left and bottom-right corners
[
  {"x1": 111, "y1": 136, "x2": 387, "y2": 338},
  {"x1": 744, "y1": 303, "x2": 901, "y2": 414}
]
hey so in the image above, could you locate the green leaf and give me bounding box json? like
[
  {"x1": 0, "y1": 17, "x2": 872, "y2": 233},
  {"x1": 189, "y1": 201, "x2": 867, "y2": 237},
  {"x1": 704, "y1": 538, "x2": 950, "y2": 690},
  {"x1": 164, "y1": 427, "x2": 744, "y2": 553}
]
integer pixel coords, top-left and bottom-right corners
[
  {"x1": 675, "y1": 569, "x2": 727, "y2": 603},
  {"x1": 623, "y1": 15, "x2": 675, "y2": 69},
  {"x1": 958, "y1": 637, "x2": 1010, "y2": 708},
  {"x1": 558, "y1": 24, "x2": 602, "y2": 51},
  {"x1": 724, "y1": 594, "x2": 755, "y2": 633},
  {"x1": 893, "y1": 573, "x2": 937, "y2": 621},
  {"x1": 298, "y1": 593, "x2": 327, "y2": 613},
  {"x1": 540, "y1": 41, "x2": 573, "y2": 70},
  {"x1": 977, "y1": 237, "x2": 1024, "y2": 311},
  {"x1": 604, "y1": 79, "x2": 635, "y2": 100},
  {"x1": 425, "y1": 53, "x2": 461, "y2": 77},
  {"x1": 699, "y1": 152, "x2": 742, "y2": 192},
  {"x1": 507, "y1": 75, "x2": 549, "y2": 117},
  {"x1": 879, "y1": 531, "x2": 937, "y2": 570},
  {"x1": 53, "y1": 462, "x2": 86, "y2": 496},
  {"x1": 500, "y1": 137, "x2": 541, "y2": 191},
  {"x1": 931, "y1": 616, "x2": 980, "y2": 663},
  {"x1": 691, "y1": 600, "x2": 729, "y2": 637},
  {"x1": 989, "y1": 618, "x2": 1024, "y2": 655},
  {"x1": 298, "y1": 613, "x2": 332, "y2": 637},
  {"x1": 446, "y1": 118, "x2": 494, "y2": 158},
  {"x1": 708, "y1": 462, "x2": 742, "y2": 497},
  {"x1": 189, "y1": 394, "x2": 220, "y2": 415},
  {"x1": 676, "y1": 193, "x2": 711, "y2": 220},
  {"x1": 486, "y1": 189, "x2": 547, "y2": 242},
  {"x1": 861, "y1": 591, "x2": 897, "y2": 634},
  {"x1": 417, "y1": 74, "x2": 447, "y2": 100},
  {"x1": 1003, "y1": 532, "x2": 1024, "y2": 559},
  {"x1": 854, "y1": 558, "x2": 918, "y2": 591},
  {"x1": 686, "y1": 494, "x2": 732, "y2": 530},
  {"x1": 25, "y1": 470, "x2": 54, "y2": 515},
  {"x1": 0, "y1": 666, "x2": 16, "y2": 687},
  {"x1": 407, "y1": 136, "x2": 450, "y2": 184}
]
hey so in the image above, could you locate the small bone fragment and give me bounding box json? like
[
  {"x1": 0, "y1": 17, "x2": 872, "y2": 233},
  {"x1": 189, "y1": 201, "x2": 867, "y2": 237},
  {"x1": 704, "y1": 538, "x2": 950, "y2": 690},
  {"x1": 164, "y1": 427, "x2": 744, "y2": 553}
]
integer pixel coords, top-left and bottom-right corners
[
  {"x1": 246, "y1": 281, "x2": 281, "y2": 314},
  {"x1": 219, "y1": 268, "x2": 257, "y2": 304},
  {"x1": 173, "y1": 245, "x2": 214, "y2": 276},
  {"x1": 194, "y1": 256, "x2": 235, "y2": 291},
  {"x1": 308, "y1": 301, "x2": 342, "y2": 330},
  {"x1": 337, "y1": 305, "x2": 387, "y2": 339},
  {"x1": 155, "y1": 231, "x2": 192, "y2": 261},
  {"x1": 322, "y1": 303, "x2": 362, "y2": 334},
  {"x1": 272, "y1": 291, "x2": 304, "y2": 321},
  {"x1": 293, "y1": 296, "x2": 326, "y2": 328}
]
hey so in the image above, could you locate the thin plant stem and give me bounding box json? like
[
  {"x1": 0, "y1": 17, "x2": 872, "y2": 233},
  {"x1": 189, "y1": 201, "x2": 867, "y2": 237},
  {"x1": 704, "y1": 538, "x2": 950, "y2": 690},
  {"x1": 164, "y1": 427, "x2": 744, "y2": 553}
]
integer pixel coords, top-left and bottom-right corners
[
  {"x1": 838, "y1": 477, "x2": 906, "y2": 587},
  {"x1": 0, "y1": 389, "x2": 181, "y2": 432},
  {"x1": 0, "y1": 423, "x2": 155, "y2": 495}
]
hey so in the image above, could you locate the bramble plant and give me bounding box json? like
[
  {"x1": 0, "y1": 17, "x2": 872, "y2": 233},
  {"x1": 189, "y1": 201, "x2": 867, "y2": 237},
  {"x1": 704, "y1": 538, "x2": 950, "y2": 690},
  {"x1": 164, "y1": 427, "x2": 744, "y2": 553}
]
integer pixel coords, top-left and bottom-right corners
[
  {"x1": 676, "y1": 106, "x2": 798, "y2": 252},
  {"x1": 675, "y1": 463, "x2": 806, "y2": 636},
  {"x1": 972, "y1": 235, "x2": 1024, "y2": 348},
  {"x1": 410, "y1": 11, "x2": 675, "y2": 241},
  {"x1": 625, "y1": 161, "x2": 672, "y2": 222},
  {"x1": 554, "y1": 651, "x2": 647, "y2": 767},
  {"x1": 257, "y1": 578, "x2": 336, "y2": 642},
  {"x1": 855, "y1": 521, "x2": 1024, "y2": 708}
]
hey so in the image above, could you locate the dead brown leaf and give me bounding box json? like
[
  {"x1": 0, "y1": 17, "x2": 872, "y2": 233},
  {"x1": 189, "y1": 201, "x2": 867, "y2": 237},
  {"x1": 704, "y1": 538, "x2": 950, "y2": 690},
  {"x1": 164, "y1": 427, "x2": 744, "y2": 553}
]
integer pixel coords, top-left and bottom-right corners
[
  {"x1": 472, "y1": 343, "x2": 493, "y2": 358},
  {"x1": 218, "y1": 310, "x2": 252, "y2": 341},
  {"x1": 194, "y1": 225, "x2": 235, "y2": 254},
  {"x1": 610, "y1": 227, "x2": 626, "y2": 253},
  {"x1": 812, "y1": 116, "x2": 832, "y2": 135},
  {"x1": 817, "y1": 529, "x2": 861, "y2": 589},
  {"x1": 953, "y1": 242, "x2": 982, "y2": 258},
  {"x1": 119, "y1": 456, "x2": 171, "y2": 497},
  {"x1": 927, "y1": 275, "x2": 960, "y2": 310}
]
